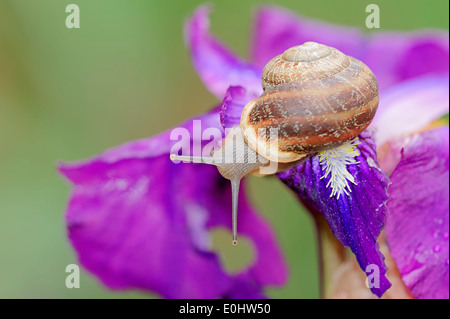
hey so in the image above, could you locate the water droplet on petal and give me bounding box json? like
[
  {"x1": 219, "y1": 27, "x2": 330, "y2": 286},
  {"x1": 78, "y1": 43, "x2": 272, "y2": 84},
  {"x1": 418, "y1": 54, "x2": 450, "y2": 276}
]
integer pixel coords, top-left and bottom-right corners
[{"x1": 433, "y1": 245, "x2": 442, "y2": 253}]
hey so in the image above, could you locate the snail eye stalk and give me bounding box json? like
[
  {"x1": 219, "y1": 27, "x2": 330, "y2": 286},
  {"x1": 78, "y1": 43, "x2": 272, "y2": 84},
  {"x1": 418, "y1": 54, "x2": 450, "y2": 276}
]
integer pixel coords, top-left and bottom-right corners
[{"x1": 170, "y1": 152, "x2": 244, "y2": 245}]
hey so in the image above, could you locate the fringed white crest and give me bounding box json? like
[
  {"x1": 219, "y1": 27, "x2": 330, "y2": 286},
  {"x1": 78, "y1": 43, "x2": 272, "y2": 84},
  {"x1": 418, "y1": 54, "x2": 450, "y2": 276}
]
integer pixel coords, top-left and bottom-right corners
[{"x1": 318, "y1": 138, "x2": 360, "y2": 199}]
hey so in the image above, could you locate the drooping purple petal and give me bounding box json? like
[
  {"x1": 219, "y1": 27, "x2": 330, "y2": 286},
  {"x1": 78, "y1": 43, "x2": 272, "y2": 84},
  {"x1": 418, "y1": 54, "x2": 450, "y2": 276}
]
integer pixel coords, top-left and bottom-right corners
[
  {"x1": 220, "y1": 86, "x2": 258, "y2": 129},
  {"x1": 59, "y1": 110, "x2": 287, "y2": 299},
  {"x1": 385, "y1": 126, "x2": 449, "y2": 299},
  {"x1": 184, "y1": 5, "x2": 262, "y2": 100},
  {"x1": 251, "y1": 6, "x2": 365, "y2": 68},
  {"x1": 372, "y1": 75, "x2": 449, "y2": 147},
  {"x1": 277, "y1": 130, "x2": 391, "y2": 297},
  {"x1": 365, "y1": 32, "x2": 449, "y2": 90}
]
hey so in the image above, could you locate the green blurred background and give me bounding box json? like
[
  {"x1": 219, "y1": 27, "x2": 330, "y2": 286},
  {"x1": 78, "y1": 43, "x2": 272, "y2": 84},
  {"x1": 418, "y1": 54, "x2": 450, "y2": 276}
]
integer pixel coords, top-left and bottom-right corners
[{"x1": 0, "y1": 0, "x2": 447, "y2": 298}]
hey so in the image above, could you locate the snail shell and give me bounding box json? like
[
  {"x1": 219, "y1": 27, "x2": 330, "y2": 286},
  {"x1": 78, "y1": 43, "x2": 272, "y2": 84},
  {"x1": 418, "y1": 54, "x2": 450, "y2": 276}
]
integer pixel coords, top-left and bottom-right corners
[{"x1": 240, "y1": 41, "x2": 379, "y2": 163}]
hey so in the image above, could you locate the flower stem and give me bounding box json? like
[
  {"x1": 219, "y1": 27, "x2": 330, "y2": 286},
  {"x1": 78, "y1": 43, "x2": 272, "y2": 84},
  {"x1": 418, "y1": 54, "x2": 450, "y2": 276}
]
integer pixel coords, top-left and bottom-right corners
[{"x1": 312, "y1": 211, "x2": 347, "y2": 298}]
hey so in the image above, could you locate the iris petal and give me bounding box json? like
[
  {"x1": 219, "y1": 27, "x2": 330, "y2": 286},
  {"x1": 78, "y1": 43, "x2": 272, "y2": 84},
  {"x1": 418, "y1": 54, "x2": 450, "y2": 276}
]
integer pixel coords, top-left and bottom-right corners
[
  {"x1": 373, "y1": 75, "x2": 449, "y2": 147},
  {"x1": 277, "y1": 130, "x2": 391, "y2": 297},
  {"x1": 251, "y1": 6, "x2": 364, "y2": 68},
  {"x1": 184, "y1": 5, "x2": 262, "y2": 99},
  {"x1": 385, "y1": 126, "x2": 449, "y2": 299},
  {"x1": 220, "y1": 86, "x2": 258, "y2": 129},
  {"x1": 365, "y1": 32, "x2": 449, "y2": 90},
  {"x1": 59, "y1": 110, "x2": 287, "y2": 298}
]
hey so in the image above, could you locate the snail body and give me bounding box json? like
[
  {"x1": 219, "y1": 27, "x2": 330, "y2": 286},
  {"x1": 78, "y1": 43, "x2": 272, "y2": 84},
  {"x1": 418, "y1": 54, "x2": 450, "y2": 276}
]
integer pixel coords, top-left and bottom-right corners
[{"x1": 171, "y1": 42, "x2": 379, "y2": 244}]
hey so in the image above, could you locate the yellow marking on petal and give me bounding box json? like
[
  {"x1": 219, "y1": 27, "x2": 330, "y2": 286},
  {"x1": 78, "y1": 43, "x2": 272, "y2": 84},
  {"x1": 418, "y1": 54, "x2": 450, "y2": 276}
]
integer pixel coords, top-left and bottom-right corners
[{"x1": 318, "y1": 138, "x2": 360, "y2": 199}]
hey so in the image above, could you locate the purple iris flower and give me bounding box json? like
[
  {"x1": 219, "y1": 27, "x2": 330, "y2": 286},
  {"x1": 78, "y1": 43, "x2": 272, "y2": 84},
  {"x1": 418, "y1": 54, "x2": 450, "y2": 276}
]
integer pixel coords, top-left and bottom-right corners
[{"x1": 59, "y1": 5, "x2": 449, "y2": 298}]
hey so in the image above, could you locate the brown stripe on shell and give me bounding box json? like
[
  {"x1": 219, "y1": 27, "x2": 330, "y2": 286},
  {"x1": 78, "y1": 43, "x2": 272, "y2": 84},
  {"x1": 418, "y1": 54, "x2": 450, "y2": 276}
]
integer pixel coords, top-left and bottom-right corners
[
  {"x1": 249, "y1": 58, "x2": 378, "y2": 124},
  {"x1": 240, "y1": 42, "x2": 379, "y2": 161},
  {"x1": 281, "y1": 96, "x2": 378, "y2": 153},
  {"x1": 248, "y1": 94, "x2": 377, "y2": 154}
]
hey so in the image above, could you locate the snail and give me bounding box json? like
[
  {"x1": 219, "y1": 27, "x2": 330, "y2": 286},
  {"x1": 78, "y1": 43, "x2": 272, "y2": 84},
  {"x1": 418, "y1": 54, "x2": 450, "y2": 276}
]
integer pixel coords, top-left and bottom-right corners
[{"x1": 170, "y1": 41, "x2": 379, "y2": 245}]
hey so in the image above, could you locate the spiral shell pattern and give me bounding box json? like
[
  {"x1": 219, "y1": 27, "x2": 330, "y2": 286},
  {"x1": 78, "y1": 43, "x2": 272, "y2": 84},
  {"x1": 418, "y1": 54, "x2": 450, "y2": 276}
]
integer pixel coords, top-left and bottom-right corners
[{"x1": 240, "y1": 42, "x2": 379, "y2": 163}]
